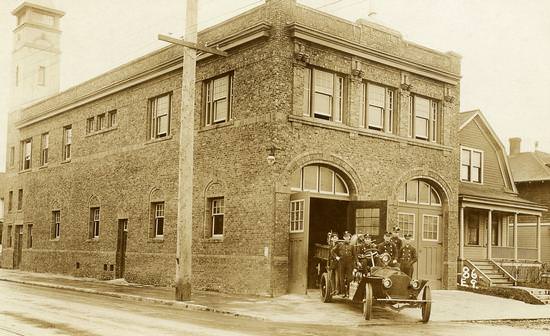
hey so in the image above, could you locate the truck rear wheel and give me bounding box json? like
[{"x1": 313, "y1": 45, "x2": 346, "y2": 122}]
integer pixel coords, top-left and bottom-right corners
[{"x1": 320, "y1": 272, "x2": 332, "y2": 303}]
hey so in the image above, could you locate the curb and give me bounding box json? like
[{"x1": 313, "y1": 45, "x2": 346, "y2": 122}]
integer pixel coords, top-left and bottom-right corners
[{"x1": 0, "y1": 277, "x2": 258, "y2": 320}]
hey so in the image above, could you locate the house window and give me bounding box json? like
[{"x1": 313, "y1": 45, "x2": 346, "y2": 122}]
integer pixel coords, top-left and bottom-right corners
[
  {"x1": 398, "y1": 213, "x2": 415, "y2": 239},
  {"x1": 108, "y1": 110, "x2": 117, "y2": 127},
  {"x1": 17, "y1": 189, "x2": 23, "y2": 211},
  {"x1": 8, "y1": 191, "x2": 13, "y2": 212},
  {"x1": 15, "y1": 66, "x2": 19, "y2": 87},
  {"x1": 152, "y1": 202, "x2": 165, "y2": 238},
  {"x1": 149, "y1": 93, "x2": 171, "y2": 138},
  {"x1": 422, "y1": 215, "x2": 439, "y2": 241},
  {"x1": 290, "y1": 200, "x2": 304, "y2": 233},
  {"x1": 40, "y1": 133, "x2": 49, "y2": 166},
  {"x1": 460, "y1": 147, "x2": 483, "y2": 183},
  {"x1": 63, "y1": 125, "x2": 72, "y2": 161},
  {"x1": 52, "y1": 210, "x2": 61, "y2": 239},
  {"x1": 211, "y1": 198, "x2": 224, "y2": 238},
  {"x1": 96, "y1": 114, "x2": 106, "y2": 131},
  {"x1": 205, "y1": 74, "x2": 233, "y2": 126},
  {"x1": 410, "y1": 95, "x2": 439, "y2": 142},
  {"x1": 362, "y1": 83, "x2": 395, "y2": 132},
  {"x1": 38, "y1": 66, "x2": 45, "y2": 86},
  {"x1": 86, "y1": 117, "x2": 95, "y2": 134},
  {"x1": 21, "y1": 138, "x2": 32, "y2": 170},
  {"x1": 7, "y1": 225, "x2": 12, "y2": 248},
  {"x1": 27, "y1": 224, "x2": 33, "y2": 248},
  {"x1": 9, "y1": 146, "x2": 15, "y2": 167},
  {"x1": 355, "y1": 208, "x2": 380, "y2": 236},
  {"x1": 304, "y1": 68, "x2": 343, "y2": 122},
  {"x1": 89, "y1": 207, "x2": 100, "y2": 239}
]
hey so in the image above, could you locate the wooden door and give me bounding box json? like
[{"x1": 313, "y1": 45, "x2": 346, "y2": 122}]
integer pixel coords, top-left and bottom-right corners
[
  {"x1": 14, "y1": 225, "x2": 23, "y2": 269},
  {"x1": 115, "y1": 219, "x2": 128, "y2": 279},
  {"x1": 418, "y1": 208, "x2": 442, "y2": 289},
  {"x1": 288, "y1": 192, "x2": 310, "y2": 294}
]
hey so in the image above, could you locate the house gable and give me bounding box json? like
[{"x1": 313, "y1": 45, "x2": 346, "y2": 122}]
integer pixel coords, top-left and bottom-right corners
[{"x1": 459, "y1": 111, "x2": 516, "y2": 192}]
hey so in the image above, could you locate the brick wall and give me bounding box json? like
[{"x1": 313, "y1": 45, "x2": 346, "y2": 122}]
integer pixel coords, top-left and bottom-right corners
[{"x1": 2, "y1": 0, "x2": 460, "y2": 294}]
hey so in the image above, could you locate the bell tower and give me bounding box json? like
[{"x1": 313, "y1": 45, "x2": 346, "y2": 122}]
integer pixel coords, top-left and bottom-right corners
[{"x1": 11, "y1": 1, "x2": 64, "y2": 109}]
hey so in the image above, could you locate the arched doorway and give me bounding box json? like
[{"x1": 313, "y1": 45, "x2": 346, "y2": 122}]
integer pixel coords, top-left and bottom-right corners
[
  {"x1": 288, "y1": 164, "x2": 352, "y2": 293},
  {"x1": 397, "y1": 179, "x2": 444, "y2": 289}
]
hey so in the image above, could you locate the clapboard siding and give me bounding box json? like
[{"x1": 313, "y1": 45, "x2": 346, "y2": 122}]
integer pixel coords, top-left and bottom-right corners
[
  {"x1": 517, "y1": 182, "x2": 550, "y2": 223},
  {"x1": 460, "y1": 119, "x2": 508, "y2": 191},
  {"x1": 516, "y1": 225, "x2": 550, "y2": 263}
]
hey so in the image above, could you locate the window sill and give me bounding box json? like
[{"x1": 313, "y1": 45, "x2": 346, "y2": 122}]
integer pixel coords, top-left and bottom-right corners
[
  {"x1": 199, "y1": 120, "x2": 234, "y2": 132},
  {"x1": 86, "y1": 238, "x2": 100, "y2": 242},
  {"x1": 460, "y1": 180, "x2": 484, "y2": 186},
  {"x1": 50, "y1": 238, "x2": 60, "y2": 242},
  {"x1": 18, "y1": 169, "x2": 32, "y2": 174},
  {"x1": 148, "y1": 237, "x2": 165, "y2": 243},
  {"x1": 288, "y1": 115, "x2": 452, "y2": 152},
  {"x1": 200, "y1": 237, "x2": 224, "y2": 243},
  {"x1": 39, "y1": 164, "x2": 48, "y2": 170},
  {"x1": 85, "y1": 125, "x2": 118, "y2": 137},
  {"x1": 145, "y1": 134, "x2": 173, "y2": 145},
  {"x1": 61, "y1": 159, "x2": 72, "y2": 164}
]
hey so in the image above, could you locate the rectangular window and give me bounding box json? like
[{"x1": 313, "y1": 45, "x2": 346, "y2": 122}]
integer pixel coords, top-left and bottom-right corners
[
  {"x1": 63, "y1": 125, "x2": 72, "y2": 161},
  {"x1": 205, "y1": 74, "x2": 233, "y2": 126},
  {"x1": 108, "y1": 110, "x2": 117, "y2": 128},
  {"x1": 89, "y1": 207, "x2": 100, "y2": 239},
  {"x1": 461, "y1": 147, "x2": 483, "y2": 183},
  {"x1": 8, "y1": 191, "x2": 13, "y2": 212},
  {"x1": 290, "y1": 200, "x2": 304, "y2": 233},
  {"x1": 9, "y1": 146, "x2": 15, "y2": 167},
  {"x1": 40, "y1": 133, "x2": 49, "y2": 166},
  {"x1": 153, "y1": 202, "x2": 165, "y2": 238},
  {"x1": 51, "y1": 210, "x2": 61, "y2": 239},
  {"x1": 304, "y1": 68, "x2": 343, "y2": 122},
  {"x1": 150, "y1": 93, "x2": 171, "y2": 138},
  {"x1": 96, "y1": 114, "x2": 106, "y2": 131},
  {"x1": 21, "y1": 138, "x2": 32, "y2": 170},
  {"x1": 411, "y1": 95, "x2": 439, "y2": 142},
  {"x1": 422, "y1": 215, "x2": 439, "y2": 241},
  {"x1": 38, "y1": 66, "x2": 45, "y2": 86},
  {"x1": 364, "y1": 83, "x2": 395, "y2": 132},
  {"x1": 7, "y1": 225, "x2": 12, "y2": 248},
  {"x1": 398, "y1": 213, "x2": 415, "y2": 239},
  {"x1": 355, "y1": 208, "x2": 380, "y2": 236},
  {"x1": 211, "y1": 198, "x2": 224, "y2": 238},
  {"x1": 27, "y1": 224, "x2": 33, "y2": 248},
  {"x1": 17, "y1": 189, "x2": 23, "y2": 211},
  {"x1": 15, "y1": 66, "x2": 19, "y2": 87},
  {"x1": 86, "y1": 117, "x2": 95, "y2": 134}
]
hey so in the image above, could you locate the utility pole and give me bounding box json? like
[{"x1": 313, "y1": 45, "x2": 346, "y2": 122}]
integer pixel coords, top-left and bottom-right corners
[{"x1": 158, "y1": 0, "x2": 226, "y2": 301}]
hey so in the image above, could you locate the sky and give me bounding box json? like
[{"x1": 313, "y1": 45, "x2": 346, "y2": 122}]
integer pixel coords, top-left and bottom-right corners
[{"x1": 0, "y1": 0, "x2": 549, "y2": 172}]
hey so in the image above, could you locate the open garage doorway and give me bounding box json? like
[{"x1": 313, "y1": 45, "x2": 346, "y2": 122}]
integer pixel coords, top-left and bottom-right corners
[{"x1": 307, "y1": 198, "x2": 348, "y2": 288}]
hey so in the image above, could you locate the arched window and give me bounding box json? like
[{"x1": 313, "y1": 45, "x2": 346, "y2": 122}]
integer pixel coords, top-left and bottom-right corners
[
  {"x1": 398, "y1": 179, "x2": 441, "y2": 206},
  {"x1": 290, "y1": 164, "x2": 349, "y2": 196}
]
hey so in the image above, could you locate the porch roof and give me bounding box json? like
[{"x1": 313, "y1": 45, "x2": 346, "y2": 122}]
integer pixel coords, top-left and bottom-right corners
[{"x1": 459, "y1": 183, "x2": 547, "y2": 215}]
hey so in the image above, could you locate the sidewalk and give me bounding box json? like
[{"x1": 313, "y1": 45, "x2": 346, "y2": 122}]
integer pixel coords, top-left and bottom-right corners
[{"x1": 1, "y1": 269, "x2": 550, "y2": 325}]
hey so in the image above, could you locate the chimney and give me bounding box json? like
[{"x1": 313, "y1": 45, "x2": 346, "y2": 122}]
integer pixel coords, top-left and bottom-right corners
[{"x1": 509, "y1": 137, "x2": 522, "y2": 155}]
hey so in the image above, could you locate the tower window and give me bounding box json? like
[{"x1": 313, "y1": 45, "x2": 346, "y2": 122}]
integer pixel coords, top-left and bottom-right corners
[
  {"x1": 38, "y1": 66, "x2": 46, "y2": 86},
  {"x1": 15, "y1": 66, "x2": 20, "y2": 87}
]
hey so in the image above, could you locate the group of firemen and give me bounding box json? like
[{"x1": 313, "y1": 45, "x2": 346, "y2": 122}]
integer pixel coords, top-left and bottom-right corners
[{"x1": 328, "y1": 226, "x2": 417, "y2": 296}]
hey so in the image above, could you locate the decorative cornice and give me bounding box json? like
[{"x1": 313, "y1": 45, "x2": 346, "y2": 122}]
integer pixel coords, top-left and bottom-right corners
[
  {"x1": 16, "y1": 22, "x2": 272, "y2": 129},
  {"x1": 287, "y1": 23, "x2": 460, "y2": 85}
]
